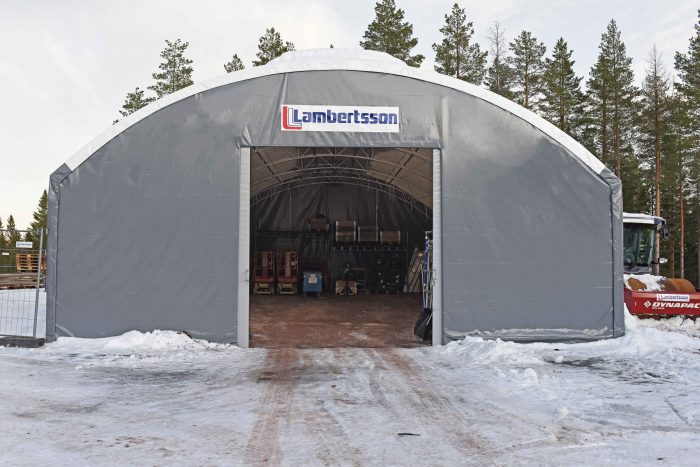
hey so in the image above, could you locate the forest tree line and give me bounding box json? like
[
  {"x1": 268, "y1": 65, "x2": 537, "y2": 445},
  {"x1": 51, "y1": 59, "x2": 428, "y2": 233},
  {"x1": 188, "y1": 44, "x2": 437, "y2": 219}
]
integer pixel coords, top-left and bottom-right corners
[
  {"x1": 109, "y1": 1, "x2": 700, "y2": 284},
  {"x1": 1, "y1": 189, "x2": 47, "y2": 248},
  {"x1": 12, "y1": 1, "x2": 700, "y2": 281}
]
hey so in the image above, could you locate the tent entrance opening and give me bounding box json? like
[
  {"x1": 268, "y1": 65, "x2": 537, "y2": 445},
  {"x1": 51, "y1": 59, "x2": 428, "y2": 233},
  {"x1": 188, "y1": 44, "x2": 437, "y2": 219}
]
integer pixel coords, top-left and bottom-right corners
[{"x1": 247, "y1": 146, "x2": 435, "y2": 348}]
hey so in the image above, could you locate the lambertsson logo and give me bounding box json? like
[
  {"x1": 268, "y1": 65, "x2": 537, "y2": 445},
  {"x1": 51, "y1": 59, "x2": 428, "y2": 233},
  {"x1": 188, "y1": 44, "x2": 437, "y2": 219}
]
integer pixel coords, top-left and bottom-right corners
[
  {"x1": 281, "y1": 105, "x2": 400, "y2": 132},
  {"x1": 656, "y1": 293, "x2": 690, "y2": 302}
]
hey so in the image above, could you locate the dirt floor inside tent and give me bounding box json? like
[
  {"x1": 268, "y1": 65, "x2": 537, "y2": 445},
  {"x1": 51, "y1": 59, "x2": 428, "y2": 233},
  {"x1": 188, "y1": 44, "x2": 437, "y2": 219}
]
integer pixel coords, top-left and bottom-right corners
[{"x1": 249, "y1": 294, "x2": 426, "y2": 348}]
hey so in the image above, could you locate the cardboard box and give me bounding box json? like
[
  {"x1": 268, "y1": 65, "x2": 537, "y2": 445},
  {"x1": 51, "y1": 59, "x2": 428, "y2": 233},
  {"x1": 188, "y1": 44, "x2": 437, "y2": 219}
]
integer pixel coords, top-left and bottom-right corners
[
  {"x1": 358, "y1": 226, "x2": 378, "y2": 243},
  {"x1": 335, "y1": 220, "x2": 357, "y2": 242},
  {"x1": 309, "y1": 218, "x2": 329, "y2": 232},
  {"x1": 335, "y1": 280, "x2": 357, "y2": 295},
  {"x1": 380, "y1": 230, "x2": 401, "y2": 244}
]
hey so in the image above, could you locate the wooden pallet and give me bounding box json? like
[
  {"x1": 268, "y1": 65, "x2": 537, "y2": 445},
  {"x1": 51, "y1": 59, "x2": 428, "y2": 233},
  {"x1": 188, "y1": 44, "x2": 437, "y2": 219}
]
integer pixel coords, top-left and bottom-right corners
[
  {"x1": 15, "y1": 254, "x2": 46, "y2": 273},
  {"x1": 0, "y1": 273, "x2": 41, "y2": 290}
]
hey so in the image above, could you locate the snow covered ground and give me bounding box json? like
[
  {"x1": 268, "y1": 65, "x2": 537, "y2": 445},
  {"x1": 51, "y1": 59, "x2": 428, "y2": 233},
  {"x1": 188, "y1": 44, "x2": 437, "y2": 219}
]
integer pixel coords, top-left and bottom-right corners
[{"x1": 1, "y1": 313, "x2": 700, "y2": 465}]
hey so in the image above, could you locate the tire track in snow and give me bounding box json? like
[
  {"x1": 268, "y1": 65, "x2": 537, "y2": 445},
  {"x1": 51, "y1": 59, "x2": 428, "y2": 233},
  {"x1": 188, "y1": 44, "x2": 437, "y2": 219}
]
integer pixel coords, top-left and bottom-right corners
[
  {"x1": 374, "y1": 348, "x2": 492, "y2": 457},
  {"x1": 297, "y1": 349, "x2": 365, "y2": 467},
  {"x1": 244, "y1": 349, "x2": 298, "y2": 466},
  {"x1": 387, "y1": 350, "x2": 595, "y2": 461}
]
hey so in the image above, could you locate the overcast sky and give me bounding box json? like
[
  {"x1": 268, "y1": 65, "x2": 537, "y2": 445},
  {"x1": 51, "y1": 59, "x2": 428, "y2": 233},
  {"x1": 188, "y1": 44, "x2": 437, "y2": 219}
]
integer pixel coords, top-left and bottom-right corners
[{"x1": 1, "y1": 0, "x2": 697, "y2": 230}]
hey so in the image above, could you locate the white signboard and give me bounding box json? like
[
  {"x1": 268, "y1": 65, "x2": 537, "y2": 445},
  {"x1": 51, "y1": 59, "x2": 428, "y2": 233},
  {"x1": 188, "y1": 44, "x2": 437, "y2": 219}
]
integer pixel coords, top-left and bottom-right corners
[
  {"x1": 281, "y1": 105, "x2": 400, "y2": 132},
  {"x1": 1, "y1": 252, "x2": 9, "y2": 256},
  {"x1": 16, "y1": 241, "x2": 33, "y2": 249},
  {"x1": 656, "y1": 293, "x2": 690, "y2": 303}
]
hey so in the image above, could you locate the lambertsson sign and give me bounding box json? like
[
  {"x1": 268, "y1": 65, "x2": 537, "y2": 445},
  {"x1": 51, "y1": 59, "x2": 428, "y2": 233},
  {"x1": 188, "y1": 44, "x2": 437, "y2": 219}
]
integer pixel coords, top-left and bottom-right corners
[{"x1": 281, "y1": 105, "x2": 399, "y2": 132}]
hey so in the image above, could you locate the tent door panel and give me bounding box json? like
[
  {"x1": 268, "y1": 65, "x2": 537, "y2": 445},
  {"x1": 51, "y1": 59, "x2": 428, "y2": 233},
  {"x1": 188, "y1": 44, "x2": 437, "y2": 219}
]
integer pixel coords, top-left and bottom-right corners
[
  {"x1": 432, "y1": 148, "x2": 442, "y2": 346},
  {"x1": 237, "y1": 147, "x2": 250, "y2": 348}
]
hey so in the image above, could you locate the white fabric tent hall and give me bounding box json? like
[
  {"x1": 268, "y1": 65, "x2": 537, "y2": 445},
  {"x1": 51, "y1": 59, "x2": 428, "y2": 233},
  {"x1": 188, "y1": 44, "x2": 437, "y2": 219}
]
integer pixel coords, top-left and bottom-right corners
[{"x1": 46, "y1": 49, "x2": 623, "y2": 345}]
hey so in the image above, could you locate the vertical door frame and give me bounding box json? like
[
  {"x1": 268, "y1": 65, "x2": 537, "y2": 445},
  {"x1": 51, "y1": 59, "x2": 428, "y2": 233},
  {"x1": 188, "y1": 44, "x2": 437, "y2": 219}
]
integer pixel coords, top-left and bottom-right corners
[
  {"x1": 236, "y1": 146, "x2": 443, "y2": 347},
  {"x1": 237, "y1": 147, "x2": 251, "y2": 347},
  {"x1": 432, "y1": 149, "x2": 443, "y2": 345}
]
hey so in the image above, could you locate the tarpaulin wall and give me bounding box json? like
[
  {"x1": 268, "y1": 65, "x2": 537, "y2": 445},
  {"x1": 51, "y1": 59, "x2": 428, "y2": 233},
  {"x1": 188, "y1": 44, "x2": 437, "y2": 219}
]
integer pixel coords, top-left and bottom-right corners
[{"x1": 47, "y1": 51, "x2": 622, "y2": 343}]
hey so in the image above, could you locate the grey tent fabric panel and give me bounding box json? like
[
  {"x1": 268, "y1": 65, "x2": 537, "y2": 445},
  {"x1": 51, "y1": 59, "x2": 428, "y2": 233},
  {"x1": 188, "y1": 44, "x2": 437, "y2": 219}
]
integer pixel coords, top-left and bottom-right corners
[
  {"x1": 51, "y1": 114, "x2": 242, "y2": 342},
  {"x1": 46, "y1": 163, "x2": 71, "y2": 342},
  {"x1": 197, "y1": 72, "x2": 441, "y2": 149},
  {"x1": 48, "y1": 66, "x2": 622, "y2": 343},
  {"x1": 600, "y1": 167, "x2": 625, "y2": 337},
  {"x1": 439, "y1": 97, "x2": 616, "y2": 342}
]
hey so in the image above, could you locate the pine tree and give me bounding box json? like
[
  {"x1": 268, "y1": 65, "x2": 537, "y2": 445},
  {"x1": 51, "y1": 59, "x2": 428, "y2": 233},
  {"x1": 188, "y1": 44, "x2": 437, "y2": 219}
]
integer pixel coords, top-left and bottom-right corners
[
  {"x1": 224, "y1": 54, "x2": 245, "y2": 73},
  {"x1": 619, "y1": 145, "x2": 650, "y2": 214},
  {"x1": 0, "y1": 216, "x2": 5, "y2": 249},
  {"x1": 659, "y1": 92, "x2": 690, "y2": 278},
  {"x1": 6, "y1": 215, "x2": 20, "y2": 268},
  {"x1": 432, "y1": 3, "x2": 487, "y2": 84},
  {"x1": 360, "y1": 0, "x2": 424, "y2": 67},
  {"x1": 674, "y1": 10, "x2": 700, "y2": 282},
  {"x1": 6, "y1": 215, "x2": 20, "y2": 247},
  {"x1": 485, "y1": 22, "x2": 512, "y2": 99},
  {"x1": 639, "y1": 47, "x2": 671, "y2": 272},
  {"x1": 117, "y1": 87, "x2": 154, "y2": 121},
  {"x1": 23, "y1": 190, "x2": 49, "y2": 244},
  {"x1": 253, "y1": 28, "x2": 294, "y2": 66},
  {"x1": 675, "y1": 10, "x2": 700, "y2": 130},
  {"x1": 586, "y1": 20, "x2": 639, "y2": 181},
  {"x1": 508, "y1": 31, "x2": 546, "y2": 109},
  {"x1": 587, "y1": 49, "x2": 611, "y2": 168},
  {"x1": 541, "y1": 38, "x2": 585, "y2": 135},
  {"x1": 148, "y1": 39, "x2": 194, "y2": 98}
]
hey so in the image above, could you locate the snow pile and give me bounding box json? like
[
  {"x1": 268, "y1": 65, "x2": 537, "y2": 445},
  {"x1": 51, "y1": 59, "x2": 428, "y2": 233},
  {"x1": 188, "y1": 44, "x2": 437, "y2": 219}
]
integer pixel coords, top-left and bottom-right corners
[
  {"x1": 637, "y1": 315, "x2": 700, "y2": 338},
  {"x1": 440, "y1": 307, "x2": 696, "y2": 370},
  {"x1": 624, "y1": 273, "x2": 664, "y2": 291},
  {"x1": 435, "y1": 307, "x2": 700, "y2": 397},
  {"x1": 442, "y1": 335, "x2": 545, "y2": 366},
  {"x1": 49, "y1": 330, "x2": 227, "y2": 354},
  {"x1": 626, "y1": 306, "x2": 700, "y2": 339},
  {"x1": 101, "y1": 330, "x2": 219, "y2": 352}
]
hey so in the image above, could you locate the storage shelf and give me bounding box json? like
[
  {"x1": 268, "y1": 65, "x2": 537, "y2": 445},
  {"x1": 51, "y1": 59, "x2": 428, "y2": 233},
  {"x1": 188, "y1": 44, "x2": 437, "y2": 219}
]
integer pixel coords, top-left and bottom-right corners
[
  {"x1": 332, "y1": 244, "x2": 406, "y2": 253},
  {"x1": 255, "y1": 230, "x2": 331, "y2": 240}
]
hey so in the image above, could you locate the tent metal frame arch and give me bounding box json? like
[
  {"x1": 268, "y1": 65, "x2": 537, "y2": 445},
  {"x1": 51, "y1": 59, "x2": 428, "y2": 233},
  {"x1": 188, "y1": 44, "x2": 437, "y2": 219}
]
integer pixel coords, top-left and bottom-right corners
[
  {"x1": 250, "y1": 174, "x2": 433, "y2": 220},
  {"x1": 250, "y1": 148, "x2": 433, "y2": 189},
  {"x1": 251, "y1": 147, "x2": 433, "y2": 207}
]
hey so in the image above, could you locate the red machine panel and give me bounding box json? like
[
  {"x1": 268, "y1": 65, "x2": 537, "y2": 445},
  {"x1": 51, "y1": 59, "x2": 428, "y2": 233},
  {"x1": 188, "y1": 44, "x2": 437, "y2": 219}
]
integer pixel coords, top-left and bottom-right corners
[
  {"x1": 277, "y1": 251, "x2": 298, "y2": 282},
  {"x1": 624, "y1": 288, "x2": 700, "y2": 317},
  {"x1": 254, "y1": 251, "x2": 275, "y2": 281},
  {"x1": 276, "y1": 251, "x2": 298, "y2": 295}
]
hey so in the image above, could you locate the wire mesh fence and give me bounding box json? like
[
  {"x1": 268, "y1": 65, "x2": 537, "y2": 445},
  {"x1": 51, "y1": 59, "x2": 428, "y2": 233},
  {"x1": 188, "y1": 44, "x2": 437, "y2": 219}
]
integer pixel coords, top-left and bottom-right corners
[{"x1": 0, "y1": 229, "x2": 45, "y2": 338}]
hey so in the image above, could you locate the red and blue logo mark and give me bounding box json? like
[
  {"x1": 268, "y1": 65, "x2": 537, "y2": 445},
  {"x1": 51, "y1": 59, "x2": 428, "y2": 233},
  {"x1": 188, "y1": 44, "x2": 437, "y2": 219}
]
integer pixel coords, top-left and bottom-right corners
[
  {"x1": 281, "y1": 105, "x2": 400, "y2": 133},
  {"x1": 281, "y1": 105, "x2": 303, "y2": 130}
]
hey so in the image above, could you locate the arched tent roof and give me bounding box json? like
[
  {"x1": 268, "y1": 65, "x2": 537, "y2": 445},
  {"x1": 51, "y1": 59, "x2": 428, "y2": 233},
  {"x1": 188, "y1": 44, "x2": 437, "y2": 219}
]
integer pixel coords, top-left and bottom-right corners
[{"x1": 63, "y1": 48, "x2": 605, "y2": 176}]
